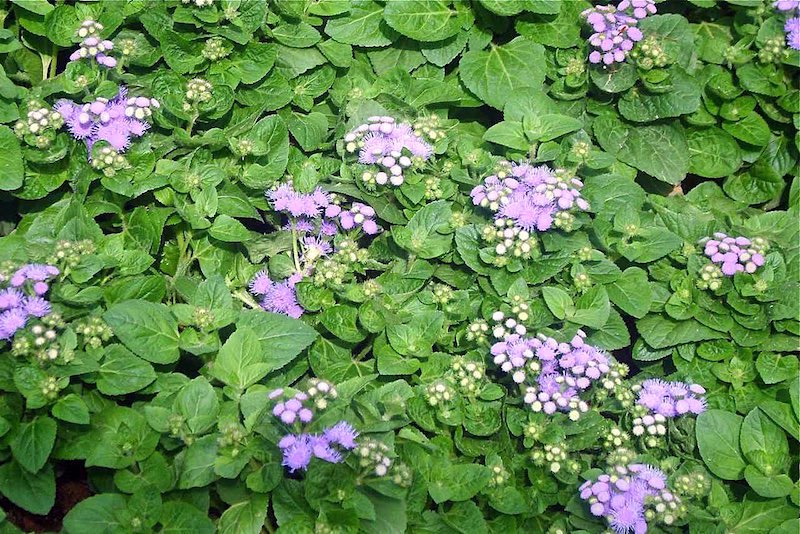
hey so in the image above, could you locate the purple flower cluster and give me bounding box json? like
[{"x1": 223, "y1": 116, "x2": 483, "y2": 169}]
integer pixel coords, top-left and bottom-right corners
[
  {"x1": 278, "y1": 422, "x2": 359, "y2": 472},
  {"x1": 70, "y1": 20, "x2": 116, "y2": 68},
  {"x1": 336, "y1": 203, "x2": 379, "y2": 235},
  {"x1": 776, "y1": 2, "x2": 800, "y2": 50},
  {"x1": 581, "y1": 0, "x2": 657, "y2": 65},
  {"x1": 55, "y1": 87, "x2": 156, "y2": 155},
  {"x1": 579, "y1": 464, "x2": 670, "y2": 534},
  {"x1": 489, "y1": 320, "x2": 610, "y2": 420},
  {"x1": 0, "y1": 264, "x2": 59, "y2": 340},
  {"x1": 636, "y1": 379, "x2": 707, "y2": 417},
  {"x1": 249, "y1": 271, "x2": 304, "y2": 319},
  {"x1": 470, "y1": 162, "x2": 589, "y2": 234},
  {"x1": 344, "y1": 116, "x2": 433, "y2": 187},
  {"x1": 269, "y1": 382, "x2": 359, "y2": 472},
  {"x1": 700, "y1": 233, "x2": 767, "y2": 276}
]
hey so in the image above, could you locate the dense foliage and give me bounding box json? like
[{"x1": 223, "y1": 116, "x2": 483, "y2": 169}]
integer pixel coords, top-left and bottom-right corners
[{"x1": 0, "y1": 0, "x2": 798, "y2": 533}]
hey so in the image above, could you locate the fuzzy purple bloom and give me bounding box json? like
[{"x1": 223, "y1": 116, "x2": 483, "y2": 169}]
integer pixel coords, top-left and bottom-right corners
[
  {"x1": 248, "y1": 272, "x2": 304, "y2": 319},
  {"x1": 582, "y1": 0, "x2": 655, "y2": 65},
  {"x1": 472, "y1": 162, "x2": 588, "y2": 236},
  {"x1": 636, "y1": 379, "x2": 707, "y2": 417}
]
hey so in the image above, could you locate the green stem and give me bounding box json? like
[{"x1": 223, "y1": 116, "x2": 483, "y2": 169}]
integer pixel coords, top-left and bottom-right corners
[
  {"x1": 233, "y1": 289, "x2": 260, "y2": 309},
  {"x1": 48, "y1": 45, "x2": 58, "y2": 79},
  {"x1": 291, "y1": 227, "x2": 302, "y2": 273}
]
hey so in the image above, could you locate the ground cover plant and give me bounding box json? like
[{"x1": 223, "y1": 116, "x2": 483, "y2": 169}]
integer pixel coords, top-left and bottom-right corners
[{"x1": 0, "y1": 0, "x2": 798, "y2": 532}]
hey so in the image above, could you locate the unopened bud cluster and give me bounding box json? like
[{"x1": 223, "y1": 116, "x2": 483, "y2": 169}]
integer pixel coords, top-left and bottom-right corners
[
  {"x1": 14, "y1": 104, "x2": 64, "y2": 148},
  {"x1": 630, "y1": 36, "x2": 669, "y2": 69},
  {"x1": 425, "y1": 380, "x2": 454, "y2": 406},
  {"x1": 192, "y1": 307, "x2": 216, "y2": 330},
  {"x1": 70, "y1": 21, "x2": 116, "y2": 68},
  {"x1": 465, "y1": 319, "x2": 489, "y2": 344},
  {"x1": 430, "y1": 283, "x2": 453, "y2": 305},
  {"x1": 48, "y1": 240, "x2": 96, "y2": 268},
  {"x1": 673, "y1": 471, "x2": 710, "y2": 499},
  {"x1": 411, "y1": 114, "x2": 445, "y2": 142},
  {"x1": 696, "y1": 263, "x2": 723, "y2": 291},
  {"x1": 91, "y1": 144, "x2": 129, "y2": 176},
  {"x1": 488, "y1": 464, "x2": 509, "y2": 487},
  {"x1": 75, "y1": 316, "x2": 112, "y2": 349},
  {"x1": 202, "y1": 37, "x2": 232, "y2": 61},
  {"x1": 182, "y1": 0, "x2": 214, "y2": 6},
  {"x1": 183, "y1": 78, "x2": 213, "y2": 111},
  {"x1": 632, "y1": 412, "x2": 668, "y2": 447},
  {"x1": 217, "y1": 422, "x2": 246, "y2": 456},
  {"x1": 450, "y1": 357, "x2": 485, "y2": 395},
  {"x1": 532, "y1": 442, "x2": 577, "y2": 474},
  {"x1": 12, "y1": 322, "x2": 65, "y2": 363},
  {"x1": 481, "y1": 221, "x2": 536, "y2": 261},
  {"x1": 356, "y1": 438, "x2": 394, "y2": 477},
  {"x1": 758, "y1": 36, "x2": 786, "y2": 63}
]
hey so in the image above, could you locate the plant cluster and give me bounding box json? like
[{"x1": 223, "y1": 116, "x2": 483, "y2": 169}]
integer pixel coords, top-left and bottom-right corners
[{"x1": 0, "y1": 0, "x2": 797, "y2": 533}]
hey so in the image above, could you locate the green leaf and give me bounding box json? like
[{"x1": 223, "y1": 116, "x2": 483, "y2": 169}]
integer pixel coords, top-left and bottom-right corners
[
  {"x1": 10, "y1": 416, "x2": 56, "y2": 473},
  {"x1": 97, "y1": 344, "x2": 157, "y2": 395},
  {"x1": 636, "y1": 316, "x2": 725, "y2": 349},
  {"x1": 459, "y1": 37, "x2": 546, "y2": 110},
  {"x1": 319, "y1": 304, "x2": 365, "y2": 343},
  {"x1": 176, "y1": 377, "x2": 220, "y2": 435},
  {"x1": 217, "y1": 496, "x2": 269, "y2": 534},
  {"x1": 324, "y1": 1, "x2": 397, "y2": 47},
  {"x1": 607, "y1": 267, "x2": 652, "y2": 318},
  {"x1": 618, "y1": 67, "x2": 701, "y2": 122},
  {"x1": 687, "y1": 126, "x2": 743, "y2": 178},
  {"x1": 104, "y1": 300, "x2": 180, "y2": 364},
  {"x1": 740, "y1": 408, "x2": 790, "y2": 476},
  {"x1": 593, "y1": 114, "x2": 689, "y2": 184},
  {"x1": 52, "y1": 394, "x2": 90, "y2": 425},
  {"x1": 428, "y1": 463, "x2": 490, "y2": 503},
  {"x1": 0, "y1": 461, "x2": 55, "y2": 515},
  {"x1": 696, "y1": 409, "x2": 746, "y2": 480},
  {"x1": 755, "y1": 352, "x2": 799, "y2": 384},
  {"x1": 383, "y1": 0, "x2": 466, "y2": 42},
  {"x1": 722, "y1": 112, "x2": 771, "y2": 147},
  {"x1": 570, "y1": 286, "x2": 611, "y2": 329},
  {"x1": 63, "y1": 494, "x2": 127, "y2": 534},
  {"x1": 743, "y1": 465, "x2": 793, "y2": 498},
  {"x1": 393, "y1": 200, "x2": 453, "y2": 259},
  {"x1": 0, "y1": 125, "x2": 24, "y2": 191},
  {"x1": 237, "y1": 310, "x2": 317, "y2": 370},
  {"x1": 159, "y1": 501, "x2": 215, "y2": 534},
  {"x1": 209, "y1": 215, "x2": 250, "y2": 242},
  {"x1": 542, "y1": 286, "x2": 574, "y2": 320},
  {"x1": 211, "y1": 326, "x2": 271, "y2": 391}
]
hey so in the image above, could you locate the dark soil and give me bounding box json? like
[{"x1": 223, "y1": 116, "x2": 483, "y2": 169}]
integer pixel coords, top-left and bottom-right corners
[{"x1": 2, "y1": 462, "x2": 91, "y2": 533}]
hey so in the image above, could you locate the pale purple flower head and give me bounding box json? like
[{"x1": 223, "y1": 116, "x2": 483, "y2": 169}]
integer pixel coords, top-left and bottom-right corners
[
  {"x1": 248, "y1": 272, "x2": 305, "y2": 319},
  {"x1": 582, "y1": 0, "x2": 655, "y2": 65},
  {"x1": 323, "y1": 421, "x2": 359, "y2": 450},
  {"x1": 636, "y1": 379, "x2": 707, "y2": 417},
  {"x1": 281, "y1": 434, "x2": 313, "y2": 472},
  {"x1": 785, "y1": 17, "x2": 800, "y2": 49},
  {"x1": 775, "y1": 0, "x2": 800, "y2": 12},
  {"x1": 0, "y1": 308, "x2": 28, "y2": 340}
]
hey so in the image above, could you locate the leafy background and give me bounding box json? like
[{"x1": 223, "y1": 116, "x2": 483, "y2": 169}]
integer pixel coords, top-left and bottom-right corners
[{"x1": 0, "y1": 0, "x2": 798, "y2": 533}]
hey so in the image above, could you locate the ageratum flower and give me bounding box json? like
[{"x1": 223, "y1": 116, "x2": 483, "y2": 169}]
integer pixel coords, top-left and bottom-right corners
[
  {"x1": 699, "y1": 233, "x2": 767, "y2": 275},
  {"x1": 579, "y1": 464, "x2": 676, "y2": 534},
  {"x1": 581, "y1": 0, "x2": 657, "y2": 65},
  {"x1": 472, "y1": 162, "x2": 588, "y2": 232},
  {"x1": 634, "y1": 379, "x2": 707, "y2": 417},
  {"x1": 785, "y1": 17, "x2": 800, "y2": 50},
  {"x1": 0, "y1": 264, "x2": 58, "y2": 340},
  {"x1": 249, "y1": 271, "x2": 304, "y2": 319},
  {"x1": 69, "y1": 20, "x2": 116, "y2": 68},
  {"x1": 55, "y1": 87, "x2": 156, "y2": 157},
  {"x1": 344, "y1": 116, "x2": 434, "y2": 187}
]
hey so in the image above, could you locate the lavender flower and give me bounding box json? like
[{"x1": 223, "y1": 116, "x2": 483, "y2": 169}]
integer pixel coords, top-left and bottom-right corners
[
  {"x1": 635, "y1": 379, "x2": 707, "y2": 417},
  {"x1": 775, "y1": 0, "x2": 800, "y2": 11},
  {"x1": 579, "y1": 464, "x2": 673, "y2": 534},
  {"x1": 56, "y1": 87, "x2": 155, "y2": 158},
  {"x1": 248, "y1": 271, "x2": 304, "y2": 319},
  {"x1": 69, "y1": 21, "x2": 116, "y2": 68},
  {"x1": 699, "y1": 233, "x2": 767, "y2": 276},
  {"x1": 785, "y1": 17, "x2": 800, "y2": 50},
  {"x1": 343, "y1": 116, "x2": 434, "y2": 187},
  {"x1": 339, "y1": 203, "x2": 379, "y2": 235},
  {"x1": 0, "y1": 264, "x2": 58, "y2": 340},
  {"x1": 581, "y1": 0, "x2": 656, "y2": 65},
  {"x1": 489, "y1": 313, "x2": 610, "y2": 420}
]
